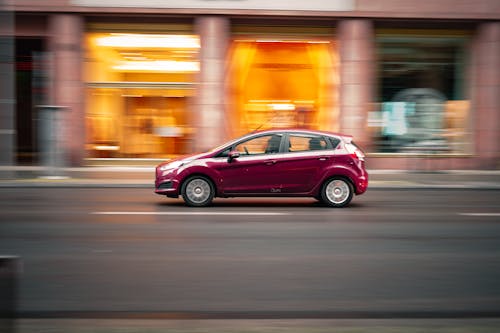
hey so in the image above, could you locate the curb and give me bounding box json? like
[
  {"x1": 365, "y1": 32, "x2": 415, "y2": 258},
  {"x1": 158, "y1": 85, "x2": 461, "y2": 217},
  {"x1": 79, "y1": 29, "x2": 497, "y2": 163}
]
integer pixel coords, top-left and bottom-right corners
[{"x1": 0, "y1": 180, "x2": 152, "y2": 188}]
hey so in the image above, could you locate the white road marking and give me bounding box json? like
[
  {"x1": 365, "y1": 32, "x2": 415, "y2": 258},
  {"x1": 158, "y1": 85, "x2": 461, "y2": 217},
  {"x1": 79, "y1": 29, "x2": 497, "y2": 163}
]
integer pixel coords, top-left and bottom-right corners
[
  {"x1": 92, "y1": 249, "x2": 113, "y2": 253},
  {"x1": 459, "y1": 213, "x2": 500, "y2": 217},
  {"x1": 91, "y1": 211, "x2": 290, "y2": 216}
]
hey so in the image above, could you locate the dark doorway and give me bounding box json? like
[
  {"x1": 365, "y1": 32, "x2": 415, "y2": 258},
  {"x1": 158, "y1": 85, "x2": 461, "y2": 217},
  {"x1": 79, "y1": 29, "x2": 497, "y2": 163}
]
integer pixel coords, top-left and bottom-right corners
[{"x1": 16, "y1": 38, "x2": 46, "y2": 164}]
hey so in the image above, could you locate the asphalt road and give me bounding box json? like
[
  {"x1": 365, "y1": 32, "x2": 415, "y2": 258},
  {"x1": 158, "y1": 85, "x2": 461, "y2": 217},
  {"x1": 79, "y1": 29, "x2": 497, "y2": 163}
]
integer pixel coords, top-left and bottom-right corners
[{"x1": 1, "y1": 187, "x2": 500, "y2": 320}]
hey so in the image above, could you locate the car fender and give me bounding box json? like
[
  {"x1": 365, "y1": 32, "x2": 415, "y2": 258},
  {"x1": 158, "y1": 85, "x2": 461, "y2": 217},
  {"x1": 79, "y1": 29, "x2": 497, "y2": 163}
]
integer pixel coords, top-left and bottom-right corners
[
  {"x1": 313, "y1": 164, "x2": 359, "y2": 195},
  {"x1": 176, "y1": 165, "x2": 222, "y2": 196}
]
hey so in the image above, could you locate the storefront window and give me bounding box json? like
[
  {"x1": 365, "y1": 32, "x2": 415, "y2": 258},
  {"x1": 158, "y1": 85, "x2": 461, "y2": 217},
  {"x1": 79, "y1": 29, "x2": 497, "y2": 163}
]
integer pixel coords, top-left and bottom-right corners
[
  {"x1": 85, "y1": 31, "x2": 199, "y2": 158},
  {"x1": 226, "y1": 37, "x2": 339, "y2": 137},
  {"x1": 370, "y1": 31, "x2": 471, "y2": 154}
]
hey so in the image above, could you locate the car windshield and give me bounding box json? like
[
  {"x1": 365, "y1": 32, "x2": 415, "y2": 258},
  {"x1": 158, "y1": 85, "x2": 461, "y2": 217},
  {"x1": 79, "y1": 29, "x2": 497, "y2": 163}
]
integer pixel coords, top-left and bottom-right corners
[
  {"x1": 207, "y1": 132, "x2": 259, "y2": 154},
  {"x1": 207, "y1": 137, "x2": 241, "y2": 153}
]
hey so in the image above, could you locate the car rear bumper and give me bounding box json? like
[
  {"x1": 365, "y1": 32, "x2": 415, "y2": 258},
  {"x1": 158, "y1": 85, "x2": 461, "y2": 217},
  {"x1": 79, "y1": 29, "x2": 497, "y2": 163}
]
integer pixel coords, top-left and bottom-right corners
[{"x1": 355, "y1": 173, "x2": 368, "y2": 195}]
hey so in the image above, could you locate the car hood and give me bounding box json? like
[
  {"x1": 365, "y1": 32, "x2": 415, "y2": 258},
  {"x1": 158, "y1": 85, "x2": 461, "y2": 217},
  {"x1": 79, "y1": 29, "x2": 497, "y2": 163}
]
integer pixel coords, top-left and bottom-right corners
[{"x1": 156, "y1": 152, "x2": 212, "y2": 168}]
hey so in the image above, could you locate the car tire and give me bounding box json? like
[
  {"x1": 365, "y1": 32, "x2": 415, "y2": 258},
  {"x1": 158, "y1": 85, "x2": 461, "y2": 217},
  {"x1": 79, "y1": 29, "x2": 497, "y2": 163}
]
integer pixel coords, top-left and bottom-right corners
[
  {"x1": 181, "y1": 176, "x2": 215, "y2": 207},
  {"x1": 321, "y1": 177, "x2": 354, "y2": 208}
]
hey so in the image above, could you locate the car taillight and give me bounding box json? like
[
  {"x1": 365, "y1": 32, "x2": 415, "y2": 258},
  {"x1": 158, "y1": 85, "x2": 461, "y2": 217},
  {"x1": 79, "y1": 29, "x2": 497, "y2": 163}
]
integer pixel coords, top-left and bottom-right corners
[{"x1": 345, "y1": 143, "x2": 365, "y2": 161}]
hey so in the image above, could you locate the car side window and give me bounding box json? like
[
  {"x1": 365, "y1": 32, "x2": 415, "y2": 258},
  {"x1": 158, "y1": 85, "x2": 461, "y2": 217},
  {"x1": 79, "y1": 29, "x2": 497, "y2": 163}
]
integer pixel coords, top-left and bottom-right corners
[
  {"x1": 234, "y1": 134, "x2": 283, "y2": 155},
  {"x1": 288, "y1": 135, "x2": 328, "y2": 152},
  {"x1": 329, "y1": 137, "x2": 341, "y2": 149}
]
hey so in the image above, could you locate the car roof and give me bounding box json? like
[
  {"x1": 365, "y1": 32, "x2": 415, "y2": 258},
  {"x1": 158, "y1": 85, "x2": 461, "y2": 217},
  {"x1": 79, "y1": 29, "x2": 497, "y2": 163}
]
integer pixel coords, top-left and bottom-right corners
[
  {"x1": 248, "y1": 128, "x2": 352, "y2": 140},
  {"x1": 209, "y1": 128, "x2": 353, "y2": 154}
]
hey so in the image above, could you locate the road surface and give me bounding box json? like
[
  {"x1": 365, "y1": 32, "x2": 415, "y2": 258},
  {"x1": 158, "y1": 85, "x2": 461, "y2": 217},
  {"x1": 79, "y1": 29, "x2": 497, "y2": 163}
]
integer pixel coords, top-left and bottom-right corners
[{"x1": 1, "y1": 188, "x2": 499, "y2": 322}]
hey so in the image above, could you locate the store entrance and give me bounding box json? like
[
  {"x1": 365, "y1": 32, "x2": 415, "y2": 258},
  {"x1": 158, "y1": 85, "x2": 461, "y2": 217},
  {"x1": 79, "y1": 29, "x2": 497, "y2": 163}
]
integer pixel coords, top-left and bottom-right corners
[{"x1": 226, "y1": 39, "x2": 339, "y2": 136}]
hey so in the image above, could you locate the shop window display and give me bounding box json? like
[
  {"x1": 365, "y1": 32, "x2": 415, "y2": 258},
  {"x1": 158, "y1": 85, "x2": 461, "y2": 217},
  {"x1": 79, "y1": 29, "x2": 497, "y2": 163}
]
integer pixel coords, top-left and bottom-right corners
[
  {"x1": 226, "y1": 39, "x2": 339, "y2": 136},
  {"x1": 84, "y1": 31, "x2": 199, "y2": 158},
  {"x1": 371, "y1": 32, "x2": 471, "y2": 154}
]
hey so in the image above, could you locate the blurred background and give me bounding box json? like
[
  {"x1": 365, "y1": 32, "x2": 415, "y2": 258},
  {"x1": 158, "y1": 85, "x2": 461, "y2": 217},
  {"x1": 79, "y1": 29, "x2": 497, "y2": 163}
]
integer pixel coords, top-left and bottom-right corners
[
  {"x1": 1, "y1": 0, "x2": 499, "y2": 170},
  {"x1": 1, "y1": 3, "x2": 500, "y2": 333}
]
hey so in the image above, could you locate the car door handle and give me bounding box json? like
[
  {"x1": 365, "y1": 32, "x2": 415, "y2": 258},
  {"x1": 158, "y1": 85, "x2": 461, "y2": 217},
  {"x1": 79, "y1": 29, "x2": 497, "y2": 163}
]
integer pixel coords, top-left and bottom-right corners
[
  {"x1": 265, "y1": 160, "x2": 277, "y2": 165},
  {"x1": 318, "y1": 157, "x2": 330, "y2": 161}
]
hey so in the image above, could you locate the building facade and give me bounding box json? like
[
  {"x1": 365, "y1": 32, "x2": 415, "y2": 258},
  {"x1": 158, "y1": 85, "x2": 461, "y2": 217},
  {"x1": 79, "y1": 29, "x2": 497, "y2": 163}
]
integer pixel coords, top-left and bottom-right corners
[{"x1": 1, "y1": 0, "x2": 499, "y2": 169}]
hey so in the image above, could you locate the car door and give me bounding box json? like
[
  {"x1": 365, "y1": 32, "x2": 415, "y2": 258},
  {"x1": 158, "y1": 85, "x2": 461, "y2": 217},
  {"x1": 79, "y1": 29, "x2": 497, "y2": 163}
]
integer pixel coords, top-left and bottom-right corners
[
  {"x1": 212, "y1": 133, "x2": 287, "y2": 194},
  {"x1": 276, "y1": 133, "x2": 333, "y2": 193}
]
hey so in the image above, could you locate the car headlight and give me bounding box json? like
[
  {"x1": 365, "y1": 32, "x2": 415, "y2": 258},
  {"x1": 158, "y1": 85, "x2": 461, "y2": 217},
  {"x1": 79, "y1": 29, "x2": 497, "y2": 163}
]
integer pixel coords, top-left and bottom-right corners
[{"x1": 159, "y1": 160, "x2": 184, "y2": 171}]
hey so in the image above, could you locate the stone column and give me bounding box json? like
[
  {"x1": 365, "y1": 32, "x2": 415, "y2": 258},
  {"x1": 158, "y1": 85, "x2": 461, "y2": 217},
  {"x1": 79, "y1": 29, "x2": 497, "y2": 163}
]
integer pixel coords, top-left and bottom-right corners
[
  {"x1": 195, "y1": 16, "x2": 230, "y2": 151},
  {"x1": 48, "y1": 14, "x2": 85, "y2": 166},
  {"x1": 337, "y1": 20, "x2": 375, "y2": 148},
  {"x1": 0, "y1": 0, "x2": 15, "y2": 175},
  {"x1": 472, "y1": 22, "x2": 500, "y2": 169}
]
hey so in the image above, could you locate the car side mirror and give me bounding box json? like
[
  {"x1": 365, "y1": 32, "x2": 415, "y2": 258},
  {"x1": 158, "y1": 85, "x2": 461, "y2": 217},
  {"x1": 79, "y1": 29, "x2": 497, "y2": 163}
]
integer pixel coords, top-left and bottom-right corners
[{"x1": 227, "y1": 151, "x2": 240, "y2": 163}]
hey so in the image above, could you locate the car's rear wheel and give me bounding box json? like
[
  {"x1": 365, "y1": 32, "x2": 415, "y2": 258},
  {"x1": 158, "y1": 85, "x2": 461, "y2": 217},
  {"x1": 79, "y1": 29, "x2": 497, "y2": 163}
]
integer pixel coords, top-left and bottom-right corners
[
  {"x1": 181, "y1": 176, "x2": 215, "y2": 207},
  {"x1": 321, "y1": 177, "x2": 353, "y2": 208}
]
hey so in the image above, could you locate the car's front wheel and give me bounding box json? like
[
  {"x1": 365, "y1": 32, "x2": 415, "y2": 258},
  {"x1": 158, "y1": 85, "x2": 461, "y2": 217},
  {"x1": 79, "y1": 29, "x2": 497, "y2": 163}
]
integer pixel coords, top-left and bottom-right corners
[
  {"x1": 181, "y1": 176, "x2": 215, "y2": 207},
  {"x1": 321, "y1": 177, "x2": 354, "y2": 208}
]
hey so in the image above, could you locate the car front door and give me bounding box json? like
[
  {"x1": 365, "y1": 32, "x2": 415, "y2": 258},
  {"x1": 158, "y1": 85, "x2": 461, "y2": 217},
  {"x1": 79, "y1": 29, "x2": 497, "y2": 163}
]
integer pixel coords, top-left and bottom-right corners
[{"x1": 211, "y1": 134, "x2": 287, "y2": 194}]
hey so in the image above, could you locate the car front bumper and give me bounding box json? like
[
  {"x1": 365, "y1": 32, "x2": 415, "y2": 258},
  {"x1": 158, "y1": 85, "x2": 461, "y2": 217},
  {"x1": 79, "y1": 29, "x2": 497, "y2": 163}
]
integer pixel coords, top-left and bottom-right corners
[{"x1": 155, "y1": 167, "x2": 181, "y2": 197}]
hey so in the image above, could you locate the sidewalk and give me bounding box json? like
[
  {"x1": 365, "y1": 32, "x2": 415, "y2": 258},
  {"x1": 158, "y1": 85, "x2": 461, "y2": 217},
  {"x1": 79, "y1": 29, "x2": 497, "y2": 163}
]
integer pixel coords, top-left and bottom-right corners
[{"x1": 1, "y1": 166, "x2": 500, "y2": 189}]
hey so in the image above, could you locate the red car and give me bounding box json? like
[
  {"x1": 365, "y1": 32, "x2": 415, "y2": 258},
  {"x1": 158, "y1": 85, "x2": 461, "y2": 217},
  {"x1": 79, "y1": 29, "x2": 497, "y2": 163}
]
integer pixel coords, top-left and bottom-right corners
[{"x1": 155, "y1": 129, "x2": 368, "y2": 207}]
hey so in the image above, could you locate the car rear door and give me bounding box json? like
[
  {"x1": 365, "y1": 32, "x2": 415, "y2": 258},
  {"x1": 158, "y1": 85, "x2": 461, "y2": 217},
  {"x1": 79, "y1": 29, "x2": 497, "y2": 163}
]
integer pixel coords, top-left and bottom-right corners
[{"x1": 276, "y1": 133, "x2": 334, "y2": 193}]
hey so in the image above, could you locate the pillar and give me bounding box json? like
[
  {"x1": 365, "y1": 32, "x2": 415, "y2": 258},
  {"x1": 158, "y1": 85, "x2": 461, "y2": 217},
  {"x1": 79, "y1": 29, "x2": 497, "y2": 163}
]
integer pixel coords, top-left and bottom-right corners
[
  {"x1": 0, "y1": 0, "x2": 15, "y2": 174},
  {"x1": 337, "y1": 20, "x2": 375, "y2": 148},
  {"x1": 195, "y1": 16, "x2": 230, "y2": 151},
  {"x1": 48, "y1": 14, "x2": 85, "y2": 166},
  {"x1": 472, "y1": 22, "x2": 500, "y2": 169}
]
